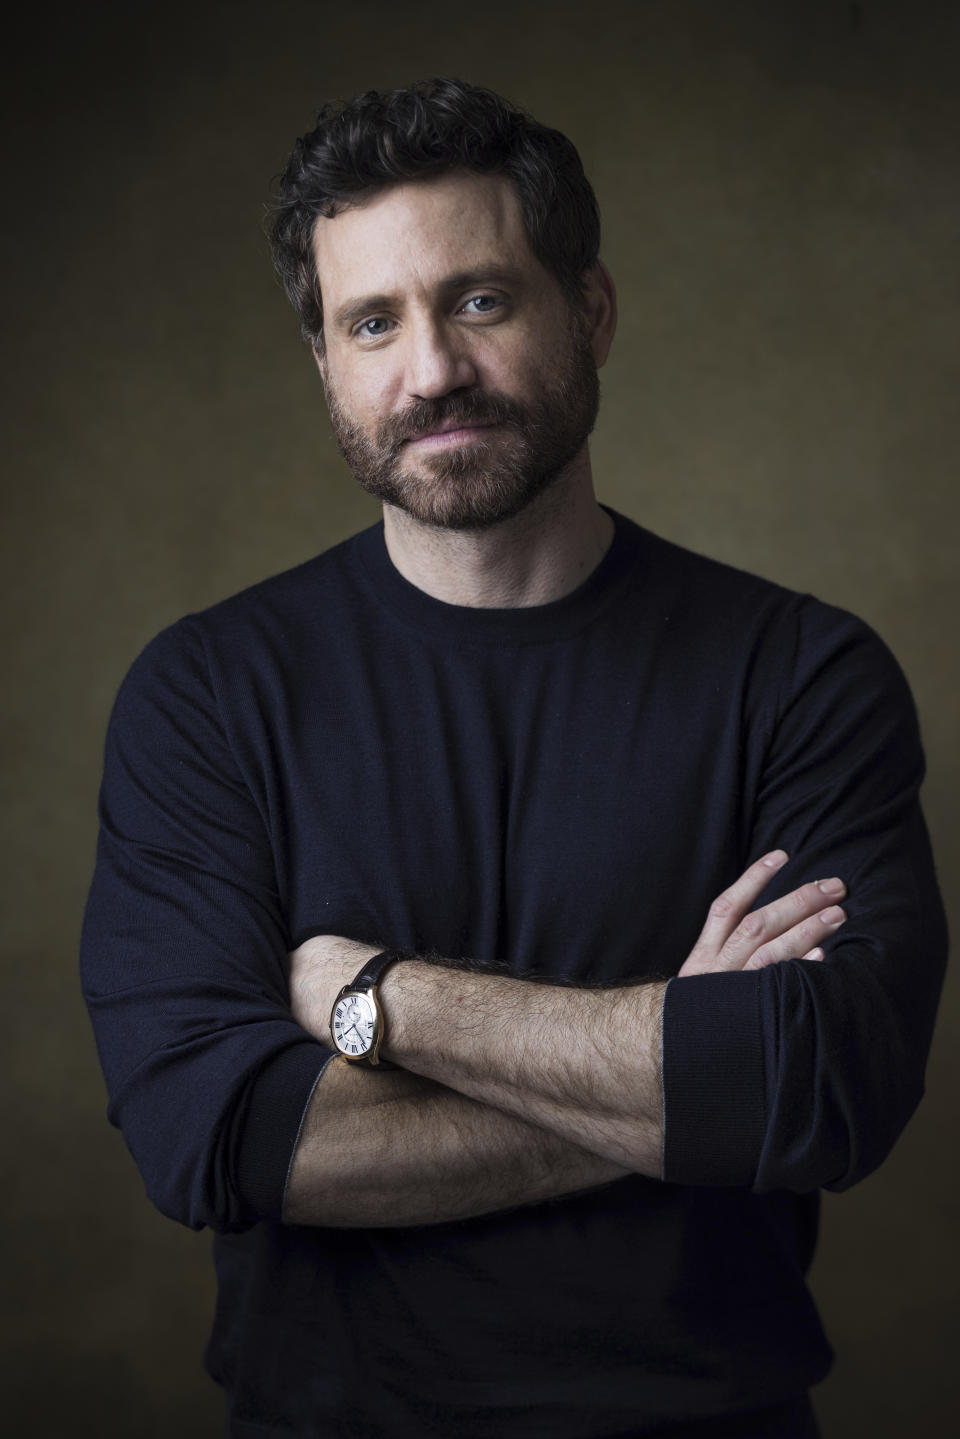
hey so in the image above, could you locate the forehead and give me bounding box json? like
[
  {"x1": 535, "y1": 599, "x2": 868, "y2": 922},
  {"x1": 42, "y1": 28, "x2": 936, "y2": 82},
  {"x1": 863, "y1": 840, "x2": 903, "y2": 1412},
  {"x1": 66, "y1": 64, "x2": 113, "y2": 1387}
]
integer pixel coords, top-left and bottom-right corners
[{"x1": 311, "y1": 171, "x2": 539, "y2": 308}]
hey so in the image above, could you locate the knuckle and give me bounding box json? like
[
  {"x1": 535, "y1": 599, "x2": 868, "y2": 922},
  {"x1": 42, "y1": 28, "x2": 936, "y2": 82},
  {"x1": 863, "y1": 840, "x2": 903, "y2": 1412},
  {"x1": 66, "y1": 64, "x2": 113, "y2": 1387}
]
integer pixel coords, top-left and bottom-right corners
[
  {"x1": 709, "y1": 893, "x2": 736, "y2": 922},
  {"x1": 736, "y1": 910, "x2": 765, "y2": 943},
  {"x1": 790, "y1": 887, "x2": 812, "y2": 916}
]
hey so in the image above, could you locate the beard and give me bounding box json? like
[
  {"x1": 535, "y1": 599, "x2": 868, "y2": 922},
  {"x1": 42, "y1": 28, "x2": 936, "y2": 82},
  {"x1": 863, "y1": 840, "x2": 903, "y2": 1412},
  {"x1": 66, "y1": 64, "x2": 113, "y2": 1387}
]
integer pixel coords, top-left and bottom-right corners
[{"x1": 321, "y1": 310, "x2": 600, "y2": 532}]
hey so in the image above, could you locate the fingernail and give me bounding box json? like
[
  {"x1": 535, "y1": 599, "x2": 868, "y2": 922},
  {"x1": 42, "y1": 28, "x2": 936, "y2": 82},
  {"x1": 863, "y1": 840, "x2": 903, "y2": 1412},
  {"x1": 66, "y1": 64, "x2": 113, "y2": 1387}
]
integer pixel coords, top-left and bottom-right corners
[
  {"x1": 818, "y1": 906, "x2": 846, "y2": 925},
  {"x1": 802, "y1": 947, "x2": 824, "y2": 961},
  {"x1": 817, "y1": 877, "x2": 845, "y2": 896},
  {"x1": 763, "y1": 849, "x2": 788, "y2": 867}
]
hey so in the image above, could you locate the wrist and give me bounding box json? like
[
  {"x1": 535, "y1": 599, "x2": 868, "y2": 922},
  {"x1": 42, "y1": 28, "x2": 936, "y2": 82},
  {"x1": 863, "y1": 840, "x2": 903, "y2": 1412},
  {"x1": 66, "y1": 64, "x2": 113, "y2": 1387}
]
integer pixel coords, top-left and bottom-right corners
[
  {"x1": 377, "y1": 956, "x2": 430, "y2": 1062},
  {"x1": 289, "y1": 935, "x2": 380, "y2": 1046}
]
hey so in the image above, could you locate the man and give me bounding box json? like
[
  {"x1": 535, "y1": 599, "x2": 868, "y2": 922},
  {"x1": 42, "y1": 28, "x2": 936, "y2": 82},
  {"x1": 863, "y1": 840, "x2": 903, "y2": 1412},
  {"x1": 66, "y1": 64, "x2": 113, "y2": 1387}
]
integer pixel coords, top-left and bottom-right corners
[{"x1": 81, "y1": 79, "x2": 947, "y2": 1438}]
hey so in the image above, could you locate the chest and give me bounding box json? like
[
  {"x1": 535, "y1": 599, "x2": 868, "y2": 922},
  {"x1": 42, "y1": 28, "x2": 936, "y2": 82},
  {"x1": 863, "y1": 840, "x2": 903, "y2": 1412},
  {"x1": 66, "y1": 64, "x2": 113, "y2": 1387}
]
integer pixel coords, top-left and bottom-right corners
[{"x1": 249, "y1": 629, "x2": 760, "y2": 983}]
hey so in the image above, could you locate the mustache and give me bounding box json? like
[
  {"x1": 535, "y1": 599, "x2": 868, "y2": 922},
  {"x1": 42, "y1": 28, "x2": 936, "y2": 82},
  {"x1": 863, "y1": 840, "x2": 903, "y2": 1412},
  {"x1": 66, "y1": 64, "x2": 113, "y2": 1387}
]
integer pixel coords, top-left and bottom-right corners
[{"x1": 379, "y1": 391, "x2": 525, "y2": 448}]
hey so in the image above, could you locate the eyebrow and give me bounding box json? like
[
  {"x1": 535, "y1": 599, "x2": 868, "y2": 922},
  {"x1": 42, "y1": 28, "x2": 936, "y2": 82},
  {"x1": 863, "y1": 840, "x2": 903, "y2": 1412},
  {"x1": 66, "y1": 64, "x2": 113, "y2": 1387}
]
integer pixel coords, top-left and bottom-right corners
[{"x1": 330, "y1": 264, "x2": 525, "y2": 334}]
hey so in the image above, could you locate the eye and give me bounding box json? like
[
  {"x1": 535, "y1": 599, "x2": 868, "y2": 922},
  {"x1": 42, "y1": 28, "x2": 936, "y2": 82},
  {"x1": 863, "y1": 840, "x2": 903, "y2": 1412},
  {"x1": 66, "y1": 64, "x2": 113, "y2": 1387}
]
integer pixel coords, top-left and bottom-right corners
[
  {"x1": 356, "y1": 316, "x2": 393, "y2": 339},
  {"x1": 461, "y1": 294, "x2": 501, "y2": 316}
]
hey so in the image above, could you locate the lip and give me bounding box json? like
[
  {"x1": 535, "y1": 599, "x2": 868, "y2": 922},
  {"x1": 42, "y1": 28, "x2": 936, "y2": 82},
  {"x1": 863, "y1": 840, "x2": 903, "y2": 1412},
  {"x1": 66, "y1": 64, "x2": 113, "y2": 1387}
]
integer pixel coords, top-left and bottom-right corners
[{"x1": 404, "y1": 423, "x2": 498, "y2": 448}]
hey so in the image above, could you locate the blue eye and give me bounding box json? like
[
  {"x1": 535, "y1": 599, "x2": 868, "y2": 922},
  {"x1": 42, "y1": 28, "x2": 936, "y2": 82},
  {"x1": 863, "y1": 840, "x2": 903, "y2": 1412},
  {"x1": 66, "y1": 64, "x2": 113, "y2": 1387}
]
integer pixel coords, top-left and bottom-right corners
[
  {"x1": 463, "y1": 295, "x2": 499, "y2": 314},
  {"x1": 360, "y1": 317, "x2": 391, "y2": 337}
]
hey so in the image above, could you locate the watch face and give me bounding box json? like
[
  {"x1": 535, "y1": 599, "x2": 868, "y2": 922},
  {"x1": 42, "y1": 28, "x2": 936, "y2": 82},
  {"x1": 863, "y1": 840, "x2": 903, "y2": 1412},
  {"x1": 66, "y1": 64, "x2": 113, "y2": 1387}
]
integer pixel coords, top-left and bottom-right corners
[{"x1": 332, "y1": 990, "x2": 377, "y2": 1058}]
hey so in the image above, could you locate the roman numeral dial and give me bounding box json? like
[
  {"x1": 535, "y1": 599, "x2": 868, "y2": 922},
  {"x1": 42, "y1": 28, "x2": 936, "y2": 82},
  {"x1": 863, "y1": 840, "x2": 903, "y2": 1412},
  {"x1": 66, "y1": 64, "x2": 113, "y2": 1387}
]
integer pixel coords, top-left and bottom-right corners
[{"x1": 332, "y1": 990, "x2": 379, "y2": 1061}]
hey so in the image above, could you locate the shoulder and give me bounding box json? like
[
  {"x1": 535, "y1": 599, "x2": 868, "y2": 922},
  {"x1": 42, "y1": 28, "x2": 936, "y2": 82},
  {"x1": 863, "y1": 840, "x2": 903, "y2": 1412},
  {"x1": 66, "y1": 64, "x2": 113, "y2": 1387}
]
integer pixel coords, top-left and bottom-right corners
[
  {"x1": 190, "y1": 525, "x2": 372, "y2": 646},
  {"x1": 624, "y1": 515, "x2": 902, "y2": 671},
  {"x1": 119, "y1": 525, "x2": 377, "y2": 694},
  {"x1": 611, "y1": 515, "x2": 917, "y2": 750}
]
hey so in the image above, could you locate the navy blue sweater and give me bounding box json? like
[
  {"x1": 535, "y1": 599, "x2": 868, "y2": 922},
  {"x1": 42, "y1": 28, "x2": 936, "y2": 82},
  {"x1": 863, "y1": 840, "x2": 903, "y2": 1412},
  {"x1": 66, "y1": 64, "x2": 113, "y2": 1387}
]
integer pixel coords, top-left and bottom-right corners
[{"x1": 81, "y1": 510, "x2": 947, "y2": 1436}]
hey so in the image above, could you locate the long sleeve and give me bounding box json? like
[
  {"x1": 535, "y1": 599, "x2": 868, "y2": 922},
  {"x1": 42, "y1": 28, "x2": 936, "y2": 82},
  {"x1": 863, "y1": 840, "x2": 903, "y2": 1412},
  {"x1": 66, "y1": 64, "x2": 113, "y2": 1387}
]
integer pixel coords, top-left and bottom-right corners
[
  {"x1": 661, "y1": 597, "x2": 948, "y2": 1193},
  {"x1": 80, "y1": 620, "x2": 333, "y2": 1234}
]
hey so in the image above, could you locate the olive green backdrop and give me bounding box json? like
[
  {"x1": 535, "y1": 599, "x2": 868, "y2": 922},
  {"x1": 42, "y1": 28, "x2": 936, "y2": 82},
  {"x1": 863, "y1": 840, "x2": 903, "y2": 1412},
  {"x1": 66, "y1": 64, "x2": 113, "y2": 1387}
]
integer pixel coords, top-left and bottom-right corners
[{"x1": 2, "y1": 1, "x2": 957, "y2": 1434}]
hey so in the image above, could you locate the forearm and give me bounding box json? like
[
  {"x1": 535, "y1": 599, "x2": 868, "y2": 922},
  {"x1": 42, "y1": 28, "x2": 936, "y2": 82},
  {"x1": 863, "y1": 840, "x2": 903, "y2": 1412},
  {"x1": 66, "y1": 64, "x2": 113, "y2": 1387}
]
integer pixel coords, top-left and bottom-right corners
[
  {"x1": 378, "y1": 962, "x2": 667, "y2": 1177},
  {"x1": 288, "y1": 857, "x2": 857, "y2": 1192},
  {"x1": 283, "y1": 1055, "x2": 629, "y2": 1227}
]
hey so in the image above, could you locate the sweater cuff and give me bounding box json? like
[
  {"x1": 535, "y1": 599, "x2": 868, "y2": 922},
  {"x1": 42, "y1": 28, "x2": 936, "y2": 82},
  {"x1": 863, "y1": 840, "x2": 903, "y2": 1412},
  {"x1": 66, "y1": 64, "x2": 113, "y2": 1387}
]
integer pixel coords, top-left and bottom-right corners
[
  {"x1": 235, "y1": 1040, "x2": 335, "y2": 1221},
  {"x1": 661, "y1": 971, "x2": 767, "y2": 1187}
]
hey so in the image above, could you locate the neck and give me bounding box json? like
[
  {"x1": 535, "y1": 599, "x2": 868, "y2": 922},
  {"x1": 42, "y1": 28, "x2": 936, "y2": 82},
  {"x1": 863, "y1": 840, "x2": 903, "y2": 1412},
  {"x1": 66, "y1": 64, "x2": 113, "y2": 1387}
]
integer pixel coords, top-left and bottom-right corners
[{"x1": 381, "y1": 462, "x2": 614, "y2": 609}]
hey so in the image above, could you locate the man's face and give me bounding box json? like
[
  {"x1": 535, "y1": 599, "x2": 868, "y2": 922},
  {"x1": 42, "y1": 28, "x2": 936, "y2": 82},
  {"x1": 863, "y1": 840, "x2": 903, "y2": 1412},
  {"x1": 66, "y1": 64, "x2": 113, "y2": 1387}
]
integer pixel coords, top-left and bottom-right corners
[{"x1": 311, "y1": 171, "x2": 601, "y2": 531}]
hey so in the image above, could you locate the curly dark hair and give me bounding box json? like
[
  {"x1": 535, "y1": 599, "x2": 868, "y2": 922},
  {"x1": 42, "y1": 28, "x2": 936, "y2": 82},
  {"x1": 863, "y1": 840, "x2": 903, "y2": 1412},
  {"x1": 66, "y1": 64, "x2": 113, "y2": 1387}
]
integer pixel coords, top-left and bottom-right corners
[{"x1": 267, "y1": 77, "x2": 601, "y2": 352}]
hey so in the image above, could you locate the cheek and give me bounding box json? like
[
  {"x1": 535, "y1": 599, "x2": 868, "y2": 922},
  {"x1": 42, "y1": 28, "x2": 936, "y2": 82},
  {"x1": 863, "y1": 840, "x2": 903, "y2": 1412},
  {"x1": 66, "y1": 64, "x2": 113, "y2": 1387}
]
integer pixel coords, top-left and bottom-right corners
[
  {"x1": 471, "y1": 342, "x2": 529, "y2": 401},
  {"x1": 486, "y1": 316, "x2": 567, "y2": 397},
  {"x1": 367, "y1": 367, "x2": 410, "y2": 423},
  {"x1": 329, "y1": 359, "x2": 398, "y2": 426}
]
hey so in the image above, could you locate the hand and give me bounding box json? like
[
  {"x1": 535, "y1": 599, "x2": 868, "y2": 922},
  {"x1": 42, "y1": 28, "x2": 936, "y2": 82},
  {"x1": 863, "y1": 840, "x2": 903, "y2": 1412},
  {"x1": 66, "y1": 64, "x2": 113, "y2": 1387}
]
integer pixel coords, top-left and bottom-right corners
[
  {"x1": 288, "y1": 933, "x2": 381, "y2": 1044},
  {"x1": 678, "y1": 850, "x2": 847, "y2": 977}
]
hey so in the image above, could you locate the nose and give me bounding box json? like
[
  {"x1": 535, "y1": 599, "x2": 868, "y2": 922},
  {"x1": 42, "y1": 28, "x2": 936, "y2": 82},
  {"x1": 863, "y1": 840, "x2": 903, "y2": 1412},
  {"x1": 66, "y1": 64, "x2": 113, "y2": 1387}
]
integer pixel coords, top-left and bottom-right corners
[{"x1": 404, "y1": 317, "x2": 478, "y2": 400}]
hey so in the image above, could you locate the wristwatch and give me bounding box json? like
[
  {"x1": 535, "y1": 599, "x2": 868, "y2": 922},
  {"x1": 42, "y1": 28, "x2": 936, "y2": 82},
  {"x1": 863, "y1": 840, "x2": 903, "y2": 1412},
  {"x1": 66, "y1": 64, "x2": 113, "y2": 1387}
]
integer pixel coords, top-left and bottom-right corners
[{"x1": 329, "y1": 950, "x2": 409, "y2": 1068}]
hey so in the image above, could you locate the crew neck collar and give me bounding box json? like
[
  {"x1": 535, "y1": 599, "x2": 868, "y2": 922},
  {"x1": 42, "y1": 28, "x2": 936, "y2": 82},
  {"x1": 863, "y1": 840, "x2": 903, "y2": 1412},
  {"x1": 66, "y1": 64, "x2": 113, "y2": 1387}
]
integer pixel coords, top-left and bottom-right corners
[{"x1": 351, "y1": 505, "x2": 648, "y2": 646}]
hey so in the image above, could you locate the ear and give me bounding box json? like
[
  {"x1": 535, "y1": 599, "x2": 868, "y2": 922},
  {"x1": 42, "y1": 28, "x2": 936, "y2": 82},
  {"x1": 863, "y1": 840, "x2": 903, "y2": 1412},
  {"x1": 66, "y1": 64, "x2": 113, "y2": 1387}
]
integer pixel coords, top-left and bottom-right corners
[
  {"x1": 311, "y1": 340, "x2": 326, "y2": 378},
  {"x1": 582, "y1": 262, "x2": 617, "y2": 368}
]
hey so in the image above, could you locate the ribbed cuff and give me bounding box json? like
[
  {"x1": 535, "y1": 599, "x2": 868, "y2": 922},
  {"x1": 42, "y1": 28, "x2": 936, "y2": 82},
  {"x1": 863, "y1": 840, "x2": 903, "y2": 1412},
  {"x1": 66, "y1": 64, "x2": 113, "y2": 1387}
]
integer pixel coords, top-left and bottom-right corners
[
  {"x1": 661, "y1": 971, "x2": 766, "y2": 1187},
  {"x1": 235, "y1": 1040, "x2": 334, "y2": 1220}
]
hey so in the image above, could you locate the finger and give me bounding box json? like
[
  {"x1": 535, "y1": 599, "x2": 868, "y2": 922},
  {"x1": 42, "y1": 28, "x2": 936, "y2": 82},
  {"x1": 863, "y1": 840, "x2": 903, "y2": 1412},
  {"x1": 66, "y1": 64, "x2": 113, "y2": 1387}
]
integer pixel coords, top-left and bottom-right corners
[
  {"x1": 741, "y1": 906, "x2": 847, "y2": 970},
  {"x1": 687, "y1": 850, "x2": 790, "y2": 962},
  {"x1": 715, "y1": 879, "x2": 847, "y2": 972}
]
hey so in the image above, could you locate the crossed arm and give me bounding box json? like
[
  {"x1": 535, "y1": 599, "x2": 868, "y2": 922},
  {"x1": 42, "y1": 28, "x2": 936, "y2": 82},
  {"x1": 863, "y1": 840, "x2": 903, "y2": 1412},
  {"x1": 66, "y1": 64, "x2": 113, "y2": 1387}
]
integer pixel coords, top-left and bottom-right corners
[{"x1": 283, "y1": 853, "x2": 848, "y2": 1226}]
